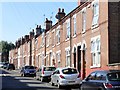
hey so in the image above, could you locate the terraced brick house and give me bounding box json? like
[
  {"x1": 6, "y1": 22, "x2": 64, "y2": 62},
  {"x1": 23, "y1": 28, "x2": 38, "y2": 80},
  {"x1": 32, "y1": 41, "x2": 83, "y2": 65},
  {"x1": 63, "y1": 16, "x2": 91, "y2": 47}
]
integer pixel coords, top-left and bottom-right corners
[{"x1": 9, "y1": 0, "x2": 120, "y2": 79}]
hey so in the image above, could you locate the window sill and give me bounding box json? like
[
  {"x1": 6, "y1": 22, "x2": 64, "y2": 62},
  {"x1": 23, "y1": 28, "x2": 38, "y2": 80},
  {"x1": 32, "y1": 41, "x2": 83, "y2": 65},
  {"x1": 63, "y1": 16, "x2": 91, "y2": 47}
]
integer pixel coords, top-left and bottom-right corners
[
  {"x1": 41, "y1": 45, "x2": 44, "y2": 48},
  {"x1": 65, "y1": 38, "x2": 70, "y2": 42},
  {"x1": 91, "y1": 24, "x2": 99, "y2": 30},
  {"x1": 46, "y1": 45, "x2": 49, "y2": 48},
  {"x1": 108, "y1": 63, "x2": 120, "y2": 66},
  {"x1": 56, "y1": 43, "x2": 60, "y2": 46},
  {"x1": 73, "y1": 34, "x2": 76, "y2": 38},
  {"x1": 81, "y1": 30, "x2": 86, "y2": 34},
  {"x1": 52, "y1": 45, "x2": 55, "y2": 48},
  {"x1": 90, "y1": 65, "x2": 101, "y2": 68}
]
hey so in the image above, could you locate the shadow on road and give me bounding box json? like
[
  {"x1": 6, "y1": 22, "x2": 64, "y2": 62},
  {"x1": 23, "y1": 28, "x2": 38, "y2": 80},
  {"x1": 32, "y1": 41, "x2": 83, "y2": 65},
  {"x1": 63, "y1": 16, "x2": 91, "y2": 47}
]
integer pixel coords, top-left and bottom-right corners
[{"x1": 1, "y1": 76, "x2": 59, "y2": 90}]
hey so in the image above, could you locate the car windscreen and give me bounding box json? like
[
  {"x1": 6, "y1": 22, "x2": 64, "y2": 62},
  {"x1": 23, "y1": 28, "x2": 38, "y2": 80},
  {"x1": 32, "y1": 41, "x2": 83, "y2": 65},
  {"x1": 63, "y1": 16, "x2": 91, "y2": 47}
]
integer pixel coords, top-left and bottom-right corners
[
  {"x1": 25, "y1": 66, "x2": 35, "y2": 69},
  {"x1": 107, "y1": 72, "x2": 120, "y2": 81},
  {"x1": 62, "y1": 68, "x2": 77, "y2": 74},
  {"x1": 44, "y1": 67, "x2": 56, "y2": 71}
]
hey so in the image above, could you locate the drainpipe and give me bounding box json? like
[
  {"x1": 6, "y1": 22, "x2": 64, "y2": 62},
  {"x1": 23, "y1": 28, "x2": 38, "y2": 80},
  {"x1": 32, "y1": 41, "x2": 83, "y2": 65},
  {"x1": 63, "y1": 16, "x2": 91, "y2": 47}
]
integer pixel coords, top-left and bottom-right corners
[{"x1": 70, "y1": 14, "x2": 72, "y2": 67}]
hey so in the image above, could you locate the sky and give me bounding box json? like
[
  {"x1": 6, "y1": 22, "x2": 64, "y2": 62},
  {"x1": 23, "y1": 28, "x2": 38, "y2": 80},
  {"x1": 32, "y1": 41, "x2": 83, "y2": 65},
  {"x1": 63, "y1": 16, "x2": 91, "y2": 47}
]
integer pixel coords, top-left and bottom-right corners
[{"x1": 0, "y1": 0, "x2": 78, "y2": 44}]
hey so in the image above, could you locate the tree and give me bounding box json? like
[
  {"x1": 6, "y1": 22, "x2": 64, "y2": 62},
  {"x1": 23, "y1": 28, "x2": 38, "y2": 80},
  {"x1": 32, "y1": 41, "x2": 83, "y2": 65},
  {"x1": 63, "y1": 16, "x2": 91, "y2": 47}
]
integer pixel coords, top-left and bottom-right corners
[{"x1": 0, "y1": 41, "x2": 15, "y2": 62}]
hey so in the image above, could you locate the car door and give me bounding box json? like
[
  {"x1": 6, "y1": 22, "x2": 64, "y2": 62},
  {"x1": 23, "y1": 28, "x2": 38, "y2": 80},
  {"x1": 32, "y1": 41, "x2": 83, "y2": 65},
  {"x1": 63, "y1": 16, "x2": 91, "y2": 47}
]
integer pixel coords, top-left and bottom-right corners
[
  {"x1": 51, "y1": 71, "x2": 57, "y2": 84},
  {"x1": 81, "y1": 72, "x2": 97, "y2": 90},
  {"x1": 52, "y1": 70, "x2": 60, "y2": 85},
  {"x1": 36, "y1": 68, "x2": 40, "y2": 79},
  {"x1": 94, "y1": 72, "x2": 106, "y2": 90}
]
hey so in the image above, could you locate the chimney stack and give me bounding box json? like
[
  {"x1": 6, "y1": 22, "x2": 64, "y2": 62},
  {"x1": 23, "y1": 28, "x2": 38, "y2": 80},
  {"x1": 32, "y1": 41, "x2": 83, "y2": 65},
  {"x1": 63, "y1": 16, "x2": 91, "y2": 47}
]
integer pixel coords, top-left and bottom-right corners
[
  {"x1": 29, "y1": 29, "x2": 35, "y2": 39},
  {"x1": 25, "y1": 35, "x2": 29, "y2": 42},
  {"x1": 45, "y1": 18, "x2": 52, "y2": 31},
  {"x1": 36, "y1": 25, "x2": 42, "y2": 36},
  {"x1": 55, "y1": 8, "x2": 66, "y2": 21},
  {"x1": 21, "y1": 37, "x2": 25, "y2": 45}
]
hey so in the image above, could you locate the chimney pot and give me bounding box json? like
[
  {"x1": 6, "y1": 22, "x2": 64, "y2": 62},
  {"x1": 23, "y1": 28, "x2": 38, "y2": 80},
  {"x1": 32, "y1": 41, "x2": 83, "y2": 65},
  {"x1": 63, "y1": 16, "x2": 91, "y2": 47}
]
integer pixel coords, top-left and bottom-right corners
[
  {"x1": 46, "y1": 18, "x2": 48, "y2": 21},
  {"x1": 58, "y1": 8, "x2": 61, "y2": 12},
  {"x1": 39, "y1": 25, "x2": 41, "y2": 28},
  {"x1": 37, "y1": 25, "x2": 39, "y2": 28},
  {"x1": 62, "y1": 8, "x2": 64, "y2": 12}
]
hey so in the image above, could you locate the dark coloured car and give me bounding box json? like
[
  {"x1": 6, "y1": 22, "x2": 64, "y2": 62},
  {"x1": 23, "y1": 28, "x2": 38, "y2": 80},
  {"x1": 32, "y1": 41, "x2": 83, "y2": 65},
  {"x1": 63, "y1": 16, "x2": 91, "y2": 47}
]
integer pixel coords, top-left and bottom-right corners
[
  {"x1": 3, "y1": 62, "x2": 9, "y2": 69},
  {"x1": 6, "y1": 63, "x2": 15, "y2": 70},
  {"x1": 20, "y1": 66, "x2": 36, "y2": 77},
  {"x1": 81, "y1": 70, "x2": 120, "y2": 90}
]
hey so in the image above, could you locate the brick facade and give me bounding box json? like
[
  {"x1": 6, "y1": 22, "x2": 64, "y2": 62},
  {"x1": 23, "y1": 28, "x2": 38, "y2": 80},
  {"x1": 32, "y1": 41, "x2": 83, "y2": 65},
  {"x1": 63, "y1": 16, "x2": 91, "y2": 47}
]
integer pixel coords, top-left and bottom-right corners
[{"x1": 9, "y1": 0, "x2": 120, "y2": 79}]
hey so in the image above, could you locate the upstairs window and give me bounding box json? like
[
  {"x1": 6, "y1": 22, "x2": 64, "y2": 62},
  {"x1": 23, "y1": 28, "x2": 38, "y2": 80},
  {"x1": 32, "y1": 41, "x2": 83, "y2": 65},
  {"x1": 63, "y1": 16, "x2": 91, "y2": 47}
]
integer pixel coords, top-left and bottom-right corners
[
  {"x1": 46, "y1": 32, "x2": 49, "y2": 47},
  {"x1": 52, "y1": 30, "x2": 55, "y2": 47},
  {"x1": 56, "y1": 51, "x2": 61, "y2": 67},
  {"x1": 73, "y1": 14, "x2": 76, "y2": 36},
  {"x1": 66, "y1": 19, "x2": 70, "y2": 40},
  {"x1": 42, "y1": 33, "x2": 45, "y2": 47},
  {"x1": 82, "y1": 8, "x2": 86, "y2": 33},
  {"x1": 35, "y1": 38, "x2": 38, "y2": 50},
  {"x1": 56, "y1": 26, "x2": 60, "y2": 44},
  {"x1": 92, "y1": 0, "x2": 99, "y2": 27}
]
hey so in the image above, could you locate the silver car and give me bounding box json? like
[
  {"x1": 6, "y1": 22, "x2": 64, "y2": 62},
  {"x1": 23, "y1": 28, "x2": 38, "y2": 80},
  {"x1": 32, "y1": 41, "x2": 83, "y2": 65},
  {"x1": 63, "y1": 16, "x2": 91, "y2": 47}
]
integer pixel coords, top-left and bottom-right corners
[
  {"x1": 36, "y1": 66, "x2": 56, "y2": 82},
  {"x1": 50, "y1": 67, "x2": 81, "y2": 89}
]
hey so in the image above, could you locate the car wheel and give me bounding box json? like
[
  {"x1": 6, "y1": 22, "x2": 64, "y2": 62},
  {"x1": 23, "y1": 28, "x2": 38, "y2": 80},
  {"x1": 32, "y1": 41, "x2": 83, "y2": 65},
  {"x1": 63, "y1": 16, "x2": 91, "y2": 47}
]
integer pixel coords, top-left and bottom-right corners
[
  {"x1": 21, "y1": 73, "x2": 23, "y2": 77},
  {"x1": 98, "y1": 87, "x2": 105, "y2": 90},
  {"x1": 51, "y1": 81, "x2": 54, "y2": 86},
  {"x1": 40, "y1": 77, "x2": 44, "y2": 82},
  {"x1": 58, "y1": 83, "x2": 62, "y2": 89},
  {"x1": 80, "y1": 86, "x2": 84, "y2": 90},
  {"x1": 57, "y1": 81, "x2": 62, "y2": 89},
  {"x1": 23, "y1": 73, "x2": 26, "y2": 77}
]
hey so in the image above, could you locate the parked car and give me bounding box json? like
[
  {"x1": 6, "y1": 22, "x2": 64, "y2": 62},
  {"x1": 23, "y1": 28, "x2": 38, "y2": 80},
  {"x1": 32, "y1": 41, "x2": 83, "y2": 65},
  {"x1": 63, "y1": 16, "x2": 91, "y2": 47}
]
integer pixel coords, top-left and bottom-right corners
[
  {"x1": 50, "y1": 67, "x2": 81, "y2": 89},
  {"x1": 0, "y1": 62, "x2": 4, "y2": 68},
  {"x1": 81, "y1": 70, "x2": 120, "y2": 90},
  {"x1": 3, "y1": 62, "x2": 9, "y2": 69},
  {"x1": 20, "y1": 65, "x2": 36, "y2": 77},
  {"x1": 6, "y1": 63, "x2": 15, "y2": 70},
  {"x1": 36, "y1": 66, "x2": 56, "y2": 82}
]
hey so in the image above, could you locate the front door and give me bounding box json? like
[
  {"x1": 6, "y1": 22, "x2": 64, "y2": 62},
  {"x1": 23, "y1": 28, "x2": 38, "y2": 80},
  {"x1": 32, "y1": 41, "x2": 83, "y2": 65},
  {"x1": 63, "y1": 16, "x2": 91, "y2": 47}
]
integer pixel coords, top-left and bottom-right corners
[{"x1": 77, "y1": 46, "x2": 81, "y2": 73}]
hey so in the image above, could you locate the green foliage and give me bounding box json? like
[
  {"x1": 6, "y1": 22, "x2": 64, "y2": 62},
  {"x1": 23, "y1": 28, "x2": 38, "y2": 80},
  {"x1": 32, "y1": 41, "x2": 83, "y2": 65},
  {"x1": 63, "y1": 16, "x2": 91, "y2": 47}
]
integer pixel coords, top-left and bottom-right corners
[{"x1": 0, "y1": 41, "x2": 15, "y2": 62}]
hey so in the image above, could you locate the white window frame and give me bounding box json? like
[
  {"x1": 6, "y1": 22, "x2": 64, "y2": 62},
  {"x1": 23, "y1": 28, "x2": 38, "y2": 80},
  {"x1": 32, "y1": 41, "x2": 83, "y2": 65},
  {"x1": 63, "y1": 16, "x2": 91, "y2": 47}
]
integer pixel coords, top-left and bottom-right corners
[
  {"x1": 90, "y1": 35, "x2": 101, "y2": 68},
  {"x1": 65, "y1": 47, "x2": 70, "y2": 67},
  {"x1": 56, "y1": 50, "x2": 61, "y2": 67},
  {"x1": 92, "y1": 0, "x2": 99, "y2": 28},
  {"x1": 73, "y1": 14, "x2": 76, "y2": 37},
  {"x1": 52, "y1": 29, "x2": 55, "y2": 47},
  {"x1": 56, "y1": 26, "x2": 60, "y2": 45},
  {"x1": 35, "y1": 38, "x2": 38, "y2": 50},
  {"x1": 46, "y1": 31, "x2": 49, "y2": 47},
  {"x1": 41, "y1": 32, "x2": 45, "y2": 47},
  {"x1": 66, "y1": 18, "x2": 70, "y2": 40},
  {"x1": 82, "y1": 7, "x2": 86, "y2": 34},
  {"x1": 41, "y1": 52, "x2": 44, "y2": 66},
  {"x1": 28, "y1": 41, "x2": 30, "y2": 53},
  {"x1": 49, "y1": 51, "x2": 52, "y2": 66}
]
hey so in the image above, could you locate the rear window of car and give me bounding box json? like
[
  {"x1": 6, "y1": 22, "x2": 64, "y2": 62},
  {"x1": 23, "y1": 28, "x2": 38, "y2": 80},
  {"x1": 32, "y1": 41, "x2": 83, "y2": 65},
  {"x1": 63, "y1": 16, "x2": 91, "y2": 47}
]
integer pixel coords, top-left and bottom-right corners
[
  {"x1": 44, "y1": 67, "x2": 56, "y2": 71},
  {"x1": 25, "y1": 66, "x2": 35, "y2": 69},
  {"x1": 62, "y1": 68, "x2": 77, "y2": 74},
  {"x1": 107, "y1": 72, "x2": 120, "y2": 81}
]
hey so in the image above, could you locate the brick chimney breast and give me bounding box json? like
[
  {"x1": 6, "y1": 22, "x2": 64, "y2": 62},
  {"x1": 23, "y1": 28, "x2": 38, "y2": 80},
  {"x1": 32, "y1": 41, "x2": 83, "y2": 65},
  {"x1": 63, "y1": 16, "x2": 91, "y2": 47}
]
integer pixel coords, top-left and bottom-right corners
[
  {"x1": 45, "y1": 18, "x2": 52, "y2": 31},
  {"x1": 29, "y1": 29, "x2": 35, "y2": 39},
  {"x1": 36, "y1": 25, "x2": 42, "y2": 36}
]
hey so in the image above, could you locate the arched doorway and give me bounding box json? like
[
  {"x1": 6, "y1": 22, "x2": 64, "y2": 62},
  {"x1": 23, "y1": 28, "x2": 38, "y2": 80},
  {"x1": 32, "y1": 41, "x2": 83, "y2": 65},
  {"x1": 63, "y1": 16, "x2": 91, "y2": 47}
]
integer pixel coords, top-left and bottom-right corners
[
  {"x1": 73, "y1": 47, "x2": 76, "y2": 68},
  {"x1": 77, "y1": 46, "x2": 81, "y2": 73}
]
